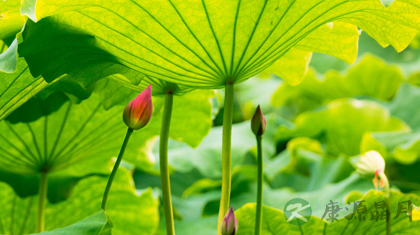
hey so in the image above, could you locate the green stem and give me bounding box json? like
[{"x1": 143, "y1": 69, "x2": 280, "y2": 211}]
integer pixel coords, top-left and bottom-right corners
[
  {"x1": 37, "y1": 171, "x2": 48, "y2": 233},
  {"x1": 254, "y1": 135, "x2": 263, "y2": 235},
  {"x1": 160, "y1": 92, "x2": 175, "y2": 235},
  {"x1": 379, "y1": 171, "x2": 390, "y2": 235},
  {"x1": 101, "y1": 128, "x2": 133, "y2": 210},
  {"x1": 217, "y1": 83, "x2": 234, "y2": 235}
]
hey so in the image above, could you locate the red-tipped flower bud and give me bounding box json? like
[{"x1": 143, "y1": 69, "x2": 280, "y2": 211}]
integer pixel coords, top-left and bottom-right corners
[
  {"x1": 123, "y1": 85, "x2": 153, "y2": 130},
  {"x1": 251, "y1": 105, "x2": 266, "y2": 136},
  {"x1": 221, "y1": 207, "x2": 238, "y2": 235}
]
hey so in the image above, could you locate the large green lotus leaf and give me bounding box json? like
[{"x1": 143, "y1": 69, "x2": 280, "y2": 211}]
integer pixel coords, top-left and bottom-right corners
[
  {"x1": 272, "y1": 56, "x2": 404, "y2": 115},
  {"x1": 236, "y1": 190, "x2": 420, "y2": 234},
  {"x1": 0, "y1": 169, "x2": 159, "y2": 235},
  {"x1": 264, "y1": 21, "x2": 359, "y2": 84},
  {"x1": 33, "y1": 211, "x2": 113, "y2": 235},
  {"x1": 276, "y1": 99, "x2": 410, "y2": 156},
  {"x1": 18, "y1": 0, "x2": 420, "y2": 89},
  {"x1": 311, "y1": 29, "x2": 420, "y2": 74},
  {"x1": 263, "y1": 47, "x2": 313, "y2": 86},
  {"x1": 0, "y1": 93, "x2": 128, "y2": 175}
]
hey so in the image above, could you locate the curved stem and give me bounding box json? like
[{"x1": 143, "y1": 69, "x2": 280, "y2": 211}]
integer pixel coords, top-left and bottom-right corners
[
  {"x1": 101, "y1": 128, "x2": 133, "y2": 210},
  {"x1": 217, "y1": 83, "x2": 234, "y2": 235},
  {"x1": 254, "y1": 135, "x2": 263, "y2": 235},
  {"x1": 37, "y1": 171, "x2": 48, "y2": 233},
  {"x1": 160, "y1": 92, "x2": 175, "y2": 235},
  {"x1": 379, "y1": 171, "x2": 390, "y2": 235}
]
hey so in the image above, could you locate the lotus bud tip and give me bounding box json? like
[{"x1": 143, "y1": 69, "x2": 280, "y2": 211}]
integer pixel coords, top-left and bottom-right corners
[
  {"x1": 123, "y1": 85, "x2": 153, "y2": 130},
  {"x1": 251, "y1": 105, "x2": 267, "y2": 136}
]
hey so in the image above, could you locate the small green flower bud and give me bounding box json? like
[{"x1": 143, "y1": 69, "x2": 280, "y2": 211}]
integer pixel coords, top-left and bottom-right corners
[
  {"x1": 251, "y1": 105, "x2": 266, "y2": 136},
  {"x1": 221, "y1": 207, "x2": 238, "y2": 235}
]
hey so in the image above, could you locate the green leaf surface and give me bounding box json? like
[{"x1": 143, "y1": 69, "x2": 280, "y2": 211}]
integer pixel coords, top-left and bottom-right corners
[
  {"x1": 265, "y1": 21, "x2": 359, "y2": 84},
  {"x1": 19, "y1": 0, "x2": 420, "y2": 88},
  {"x1": 0, "y1": 0, "x2": 26, "y2": 40},
  {"x1": 276, "y1": 99, "x2": 410, "y2": 156},
  {"x1": 361, "y1": 131, "x2": 420, "y2": 164},
  {"x1": 32, "y1": 210, "x2": 113, "y2": 235},
  {"x1": 357, "y1": 83, "x2": 420, "y2": 164},
  {"x1": 0, "y1": 58, "x2": 48, "y2": 121},
  {"x1": 264, "y1": 137, "x2": 353, "y2": 190},
  {"x1": 235, "y1": 190, "x2": 420, "y2": 235},
  {"x1": 0, "y1": 94, "x2": 126, "y2": 175},
  {"x1": 272, "y1": 56, "x2": 404, "y2": 115},
  {"x1": 0, "y1": 169, "x2": 159, "y2": 235},
  {"x1": 389, "y1": 83, "x2": 420, "y2": 131}
]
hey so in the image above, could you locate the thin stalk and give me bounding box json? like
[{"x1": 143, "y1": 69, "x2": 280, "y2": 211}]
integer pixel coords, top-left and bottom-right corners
[
  {"x1": 254, "y1": 135, "x2": 263, "y2": 235},
  {"x1": 37, "y1": 171, "x2": 48, "y2": 233},
  {"x1": 217, "y1": 83, "x2": 235, "y2": 235},
  {"x1": 379, "y1": 171, "x2": 390, "y2": 235},
  {"x1": 160, "y1": 92, "x2": 175, "y2": 235},
  {"x1": 101, "y1": 128, "x2": 133, "y2": 210}
]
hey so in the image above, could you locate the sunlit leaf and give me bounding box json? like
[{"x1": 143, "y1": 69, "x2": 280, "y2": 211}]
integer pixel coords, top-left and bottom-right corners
[
  {"x1": 18, "y1": 0, "x2": 420, "y2": 88},
  {"x1": 276, "y1": 99, "x2": 410, "y2": 156},
  {"x1": 0, "y1": 0, "x2": 25, "y2": 41},
  {"x1": 272, "y1": 56, "x2": 404, "y2": 115}
]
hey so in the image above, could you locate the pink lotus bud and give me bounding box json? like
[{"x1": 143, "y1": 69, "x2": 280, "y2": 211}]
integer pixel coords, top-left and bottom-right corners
[
  {"x1": 123, "y1": 85, "x2": 153, "y2": 130},
  {"x1": 221, "y1": 207, "x2": 238, "y2": 235},
  {"x1": 251, "y1": 105, "x2": 267, "y2": 136}
]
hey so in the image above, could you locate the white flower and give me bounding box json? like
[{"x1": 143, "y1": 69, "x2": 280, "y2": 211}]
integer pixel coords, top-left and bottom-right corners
[{"x1": 356, "y1": 151, "x2": 385, "y2": 177}]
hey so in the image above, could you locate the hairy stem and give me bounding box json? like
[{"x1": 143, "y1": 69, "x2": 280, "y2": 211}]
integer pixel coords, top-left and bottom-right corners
[
  {"x1": 101, "y1": 128, "x2": 133, "y2": 210},
  {"x1": 217, "y1": 83, "x2": 234, "y2": 235},
  {"x1": 37, "y1": 171, "x2": 48, "y2": 233},
  {"x1": 160, "y1": 92, "x2": 175, "y2": 235},
  {"x1": 255, "y1": 135, "x2": 263, "y2": 235},
  {"x1": 379, "y1": 171, "x2": 390, "y2": 235}
]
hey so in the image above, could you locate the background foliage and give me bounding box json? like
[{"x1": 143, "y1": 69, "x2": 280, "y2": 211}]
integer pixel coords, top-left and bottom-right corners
[{"x1": 1, "y1": 0, "x2": 420, "y2": 234}]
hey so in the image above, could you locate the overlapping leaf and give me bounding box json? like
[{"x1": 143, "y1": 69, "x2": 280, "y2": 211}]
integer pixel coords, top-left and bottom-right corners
[
  {"x1": 276, "y1": 99, "x2": 410, "y2": 156},
  {"x1": 0, "y1": 169, "x2": 159, "y2": 235},
  {"x1": 272, "y1": 56, "x2": 404, "y2": 115}
]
